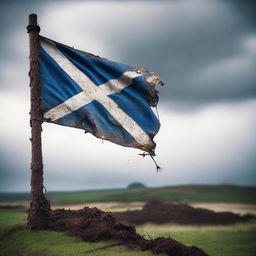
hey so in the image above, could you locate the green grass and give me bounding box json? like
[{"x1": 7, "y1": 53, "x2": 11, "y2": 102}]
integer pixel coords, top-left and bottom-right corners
[
  {"x1": 138, "y1": 223, "x2": 256, "y2": 256},
  {"x1": 0, "y1": 210, "x2": 27, "y2": 236},
  {"x1": 0, "y1": 210, "x2": 154, "y2": 256},
  {"x1": 0, "y1": 227, "x2": 157, "y2": 256},
  {"x1": 1, "y1": 210, "x2": 256, "y2": 256},
  {"x1": 1, "y1": 185, "x2": 255, "y2": 204},
  {"x1": 47, "y1": 185, "x2": 256, "y2": 204}
]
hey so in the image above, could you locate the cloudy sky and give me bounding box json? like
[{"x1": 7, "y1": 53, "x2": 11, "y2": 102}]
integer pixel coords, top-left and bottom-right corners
[{"x1": 0, "y1": 0, "x2": 255, "y2": 192}]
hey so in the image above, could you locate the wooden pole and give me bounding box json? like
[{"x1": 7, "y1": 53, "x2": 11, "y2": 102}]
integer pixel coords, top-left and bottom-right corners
[{"x1": 27, "y1": 13, "x2": 50, "y2": 229}]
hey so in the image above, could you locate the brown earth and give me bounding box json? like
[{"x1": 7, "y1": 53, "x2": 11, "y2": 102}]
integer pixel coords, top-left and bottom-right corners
[
  {"x1": 48, "y1": 207, "x2": 208, "y2": 256},
  {"x1": 114, "y1": 201, "x2": 254, "y2": 225}
]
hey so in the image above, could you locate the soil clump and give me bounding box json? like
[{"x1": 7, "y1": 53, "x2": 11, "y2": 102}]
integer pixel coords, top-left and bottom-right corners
[
  {"x1": 48, "y1": 206, "x2": 208, "y2": 256},
  {"x1": 115, "y1": 201, "x2": 254, "y2": 225}
]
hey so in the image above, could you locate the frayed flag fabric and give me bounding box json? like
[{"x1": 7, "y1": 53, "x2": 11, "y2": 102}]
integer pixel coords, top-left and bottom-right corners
[{"x1": 39, "y1": 36, "x2": 163, "y2": 155}]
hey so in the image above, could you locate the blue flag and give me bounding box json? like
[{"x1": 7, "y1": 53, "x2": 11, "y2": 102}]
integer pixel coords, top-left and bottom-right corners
[{"x1": 39, "y1": 37, "x2": 163, "y2": 155}]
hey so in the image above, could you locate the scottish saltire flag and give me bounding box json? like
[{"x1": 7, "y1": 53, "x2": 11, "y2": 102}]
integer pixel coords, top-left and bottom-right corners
[{"x1": 39, "y1": 37, "x2": 163, "y2": 155}]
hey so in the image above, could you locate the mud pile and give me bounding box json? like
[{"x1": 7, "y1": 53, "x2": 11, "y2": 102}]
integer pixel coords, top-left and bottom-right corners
[
  {"x1": 115, "y1": 201, "x2": 254, "y2": 225},
  {"x1": 48, "y1": 207, "x2": 208, "y2": 256}
]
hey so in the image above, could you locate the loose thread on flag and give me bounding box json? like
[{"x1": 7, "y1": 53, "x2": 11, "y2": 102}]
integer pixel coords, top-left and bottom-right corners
[{"x1": 139, "y1": 152, "x2": 163, "y2": 172}]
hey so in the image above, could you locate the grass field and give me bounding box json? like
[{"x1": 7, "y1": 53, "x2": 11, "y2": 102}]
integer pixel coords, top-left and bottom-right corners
[
  {"x1": 1, "y1": 185, "x2": 256, "y2": 205},
  {"x1": 0, "y1": 210, "x2": 154, "y2": 256},
  {"x1": 0, "y1": 209, "x2": 256, "y2": 256},
  {"x1": 138, "y1": 223, "x2": 256, "y2": 256},
  {"x1": 1, "y1": 186, "x2": 255, "y2": 255}
]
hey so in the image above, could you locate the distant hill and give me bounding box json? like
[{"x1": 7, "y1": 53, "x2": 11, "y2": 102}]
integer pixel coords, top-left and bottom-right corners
[
  {"x1": 0, "y1": 185, "x2": 256, "y2": 204},
  {"x1": 127, "y1": 182, "x2": 146, "y2": 190}
]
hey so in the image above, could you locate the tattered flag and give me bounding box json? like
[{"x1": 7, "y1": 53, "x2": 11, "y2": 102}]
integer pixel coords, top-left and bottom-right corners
[{"x1": 39, "y1": 37, "x2": 163, "y2": 155}]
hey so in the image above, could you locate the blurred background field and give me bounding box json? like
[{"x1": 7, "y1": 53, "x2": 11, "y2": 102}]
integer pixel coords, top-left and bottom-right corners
[
  {"x1": 1, "y1": 185, "x2": 256, "y2": 256},
  {"x1": 1, "y1": 184, "x2": 256, "y2": 206},
  {"x1": 0, "y1": 210, "x2": 256, "y2": 256}
]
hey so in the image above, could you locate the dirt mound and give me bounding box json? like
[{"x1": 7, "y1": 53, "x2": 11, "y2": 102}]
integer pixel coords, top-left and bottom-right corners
[
  {"x1": 48, "y1": 207, "x2": 208, "y2": 256},
  {"x1": 115, "y1": 201, "x2": 254, "y2": 225}
]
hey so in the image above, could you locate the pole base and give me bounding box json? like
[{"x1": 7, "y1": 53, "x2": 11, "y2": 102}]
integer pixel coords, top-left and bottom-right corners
[{"x1": 28, "y1": 195, "x2": 51, "y2": 230}]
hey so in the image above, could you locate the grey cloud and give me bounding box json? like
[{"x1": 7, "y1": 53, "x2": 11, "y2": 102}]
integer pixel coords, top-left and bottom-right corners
[
  {"x1": 0, "y1": 148, "x2": 30, "y2": 192},
  {"x1": 1, "y1": 0, "x2": 256, "y2": 108},
  {"x1": 113, "y1": 1, "x2": 256, "y2": 106},
  {"x1": 229, "y1": 0, "x2": 256, "y2": 29}
]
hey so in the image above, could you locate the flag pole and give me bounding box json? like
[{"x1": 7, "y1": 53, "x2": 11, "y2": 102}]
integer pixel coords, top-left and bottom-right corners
[{"x1": 27, "y1": 13, "x2": 50, "y2": 229}]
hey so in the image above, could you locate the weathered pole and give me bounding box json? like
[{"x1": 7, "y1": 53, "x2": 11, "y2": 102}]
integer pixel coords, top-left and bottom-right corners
[{"x1": 27, "y1": 14, "x2": 50, "y2": 229}]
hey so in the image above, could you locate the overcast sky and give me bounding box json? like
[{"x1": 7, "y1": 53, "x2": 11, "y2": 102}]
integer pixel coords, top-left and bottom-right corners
[{"x1": 0, "y1": 0, "x2": 255, "y2": 192}]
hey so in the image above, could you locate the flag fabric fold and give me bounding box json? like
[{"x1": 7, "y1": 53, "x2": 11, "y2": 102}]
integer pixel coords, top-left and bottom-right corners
[{"x1": 39, "y1": 36, "x2": 163, "y2": 155}]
